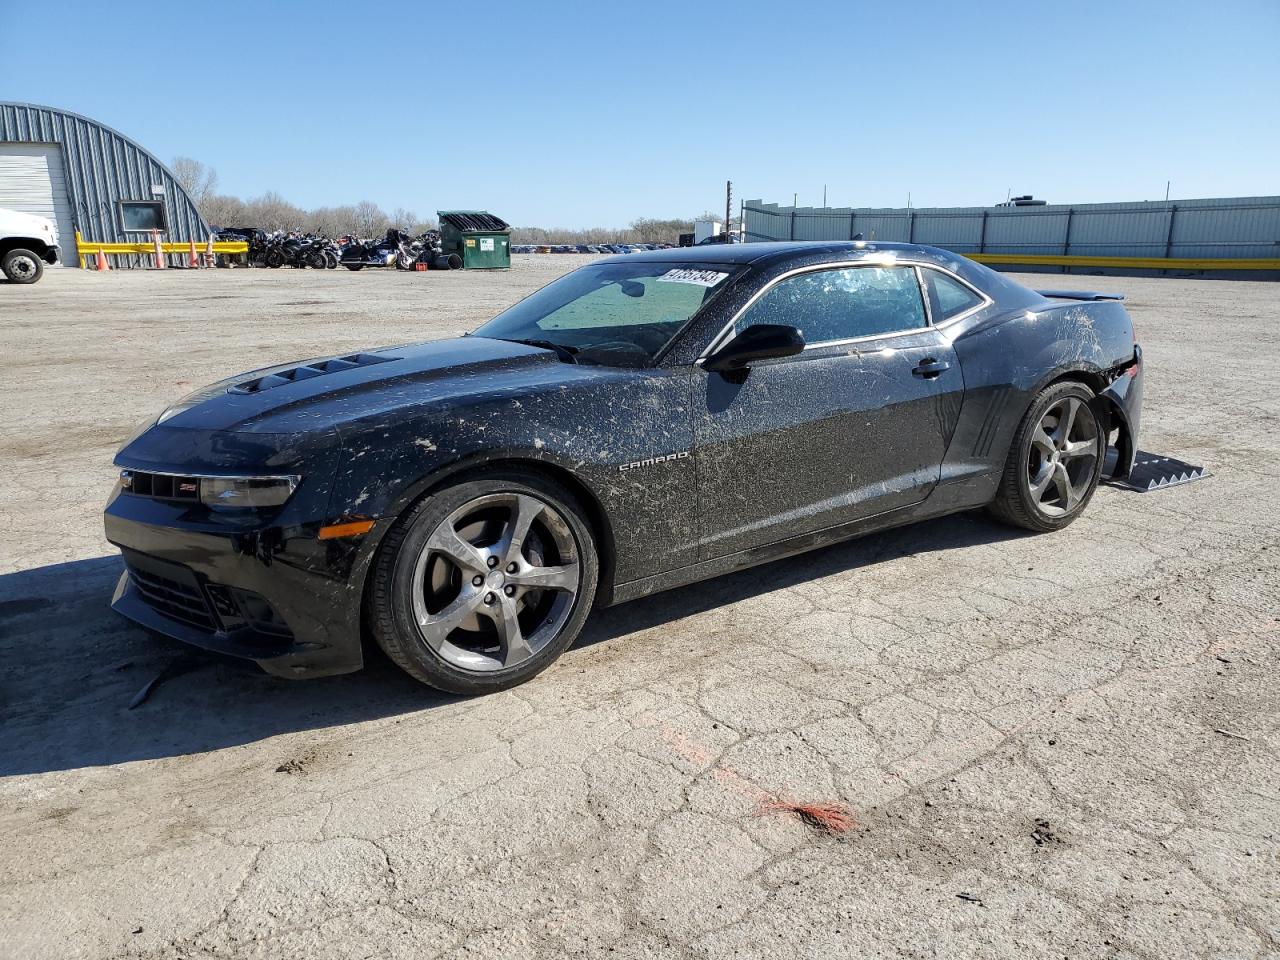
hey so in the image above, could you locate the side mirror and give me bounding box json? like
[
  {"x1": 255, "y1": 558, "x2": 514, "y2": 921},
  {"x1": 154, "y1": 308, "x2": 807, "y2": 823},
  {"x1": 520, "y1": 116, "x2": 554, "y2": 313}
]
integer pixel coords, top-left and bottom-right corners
[{"x1": 702, "y1": 324, "x2": 805, "y2": 373}]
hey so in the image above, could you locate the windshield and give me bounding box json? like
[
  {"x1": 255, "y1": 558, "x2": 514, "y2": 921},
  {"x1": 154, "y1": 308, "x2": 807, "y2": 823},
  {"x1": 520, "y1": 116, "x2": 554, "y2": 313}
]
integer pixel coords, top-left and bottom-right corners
[{"x1": 472, "y1": 261, "x2": 738, "y2": 366}]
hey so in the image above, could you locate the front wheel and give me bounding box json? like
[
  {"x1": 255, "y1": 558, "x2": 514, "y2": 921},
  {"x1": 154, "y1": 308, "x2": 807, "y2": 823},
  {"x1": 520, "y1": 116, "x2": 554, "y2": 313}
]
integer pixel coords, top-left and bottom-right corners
[
  {"x1": 369, "y1": 472, "x2": 598, "y2": 694},
  {"x1": 344, "y1": 263, "x2": 363, "y2": 271},
  {"x1": 989, "y1": 381, "x2": 1105, "y2": 532},
  {"x1": 2, "y1": 248, "x2": 43, "y2": 284}
]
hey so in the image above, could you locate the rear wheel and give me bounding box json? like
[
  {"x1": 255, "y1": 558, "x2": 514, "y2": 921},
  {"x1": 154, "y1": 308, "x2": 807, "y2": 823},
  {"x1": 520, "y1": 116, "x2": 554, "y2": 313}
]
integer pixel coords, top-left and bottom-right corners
[
  {"x1": 369, "y1": 471, "x2": 598, "y2": 694},
  {"x1": 2, "y1": 248, "x2": 43, "y2": 284},
  {"x1": 344, "y1": 263, "x2": 363, "y2": 271},
  {"x1": 989, "y1": 381, "x2": 1105, "y2": 532}
]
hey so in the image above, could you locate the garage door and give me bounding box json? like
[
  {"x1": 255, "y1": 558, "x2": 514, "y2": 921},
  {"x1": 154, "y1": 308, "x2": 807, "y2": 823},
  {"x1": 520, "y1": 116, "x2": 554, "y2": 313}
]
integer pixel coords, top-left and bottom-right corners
[{"x1": 0, "y1": 143, "x2": 75, "y2": 266}]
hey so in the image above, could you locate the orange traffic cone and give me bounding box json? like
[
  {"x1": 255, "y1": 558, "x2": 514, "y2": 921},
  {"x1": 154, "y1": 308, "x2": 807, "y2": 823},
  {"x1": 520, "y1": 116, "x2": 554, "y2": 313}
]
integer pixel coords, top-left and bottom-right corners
[
  {"x1": 152, "y1": 230, "x2": 166, "y2": 269},
  {"x1": 188, "y1": 238, "x2": 199, "y2": 268},
  {"x1": 94, "y1": 247, "x2": 110, "y2": 272}
]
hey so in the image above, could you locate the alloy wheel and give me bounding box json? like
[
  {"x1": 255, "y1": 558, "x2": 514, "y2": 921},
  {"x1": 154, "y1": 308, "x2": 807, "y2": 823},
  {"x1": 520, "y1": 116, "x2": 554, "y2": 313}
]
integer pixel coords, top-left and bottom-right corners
[
  {"x1": 409, "y1": 492, "x2": 580, "y2": 672},
  {"x1": 1027, "y1": 396, "x2": 1100, "y2": 517}
]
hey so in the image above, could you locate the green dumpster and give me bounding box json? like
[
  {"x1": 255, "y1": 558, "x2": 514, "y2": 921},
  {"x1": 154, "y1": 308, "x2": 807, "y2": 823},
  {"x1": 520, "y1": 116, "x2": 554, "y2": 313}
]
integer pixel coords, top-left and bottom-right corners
[{"x1": 438, "y1": 211, "x2": 511, "y2": 269}]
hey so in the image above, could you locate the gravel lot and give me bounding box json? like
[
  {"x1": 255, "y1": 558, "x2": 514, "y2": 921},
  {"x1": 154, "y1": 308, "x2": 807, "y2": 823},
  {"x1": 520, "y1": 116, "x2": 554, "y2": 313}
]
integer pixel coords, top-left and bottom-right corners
[{"x1": 1, "y1": 258, "x2": 1277, "y2": 959}]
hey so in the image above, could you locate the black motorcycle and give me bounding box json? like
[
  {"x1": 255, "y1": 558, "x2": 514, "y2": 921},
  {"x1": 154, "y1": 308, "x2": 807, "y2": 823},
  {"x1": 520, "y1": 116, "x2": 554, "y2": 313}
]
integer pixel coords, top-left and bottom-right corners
[
  {"x1": 340, "y1": 228, "x2": 408, "y2": 271},
  {"x1": 298, "y1": 236, "x2": 338, "y2": 269}
]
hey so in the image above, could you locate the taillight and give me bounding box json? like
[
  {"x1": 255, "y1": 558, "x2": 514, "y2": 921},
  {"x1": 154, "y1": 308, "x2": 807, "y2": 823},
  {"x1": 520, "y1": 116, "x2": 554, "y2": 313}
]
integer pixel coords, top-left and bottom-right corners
[{"x1": 1126, "y1": 338, "x2": 1141, "y2": 377}]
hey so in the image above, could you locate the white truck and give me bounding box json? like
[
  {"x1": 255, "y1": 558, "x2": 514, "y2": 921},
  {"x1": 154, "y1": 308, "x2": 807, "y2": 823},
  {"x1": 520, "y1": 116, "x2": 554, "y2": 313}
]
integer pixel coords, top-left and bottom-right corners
[{"x1": 0, "y1": 207, "x2": 61, "y2": 284}]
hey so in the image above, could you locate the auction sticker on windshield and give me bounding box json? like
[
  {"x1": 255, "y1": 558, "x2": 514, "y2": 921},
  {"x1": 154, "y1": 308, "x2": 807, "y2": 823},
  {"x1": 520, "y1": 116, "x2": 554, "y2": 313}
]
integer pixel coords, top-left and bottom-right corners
[{"x1": 656, "y1": 268, "x2": 729, "y2": 287}]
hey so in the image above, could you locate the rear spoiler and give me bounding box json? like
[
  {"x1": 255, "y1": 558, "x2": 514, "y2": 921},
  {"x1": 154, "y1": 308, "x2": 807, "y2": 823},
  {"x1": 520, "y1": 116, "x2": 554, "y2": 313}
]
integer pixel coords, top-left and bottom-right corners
[{"x1": 1036, "y1": 290, "x2": 1125, "y2": 302}]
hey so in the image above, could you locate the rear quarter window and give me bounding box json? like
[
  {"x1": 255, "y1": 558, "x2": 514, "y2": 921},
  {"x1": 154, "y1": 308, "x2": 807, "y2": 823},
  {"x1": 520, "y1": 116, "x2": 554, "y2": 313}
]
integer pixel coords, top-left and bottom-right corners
[{"x1": 923, "y1": 269, "x2": 985, "y2": 322}]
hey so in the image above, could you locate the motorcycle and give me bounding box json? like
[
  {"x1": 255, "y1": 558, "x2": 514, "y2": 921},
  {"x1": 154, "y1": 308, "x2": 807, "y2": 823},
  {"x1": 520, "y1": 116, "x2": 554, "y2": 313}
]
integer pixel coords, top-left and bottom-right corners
[
  {"x1": 406, "y1": 230, "x2": 461, "y2": 270},
  {"x1": 298, "y1": 235, "x2": 338, "y2": 269},
  {"x1": 260, "y1": 231, "x2": 290, "y2": 269},
  {"x1": 340, "y1": 228, "x2": 409, "y2": 271}
]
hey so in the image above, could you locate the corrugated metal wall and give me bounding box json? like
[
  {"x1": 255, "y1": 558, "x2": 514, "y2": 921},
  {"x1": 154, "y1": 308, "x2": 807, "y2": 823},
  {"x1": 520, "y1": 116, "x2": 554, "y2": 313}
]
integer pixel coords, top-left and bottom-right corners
[
  {"x1": 744, "y1": 196, "x2": 1280, "y2": 264},
  {"x1": 0, "y1": 101, "x2": 210, "y2": 266}
]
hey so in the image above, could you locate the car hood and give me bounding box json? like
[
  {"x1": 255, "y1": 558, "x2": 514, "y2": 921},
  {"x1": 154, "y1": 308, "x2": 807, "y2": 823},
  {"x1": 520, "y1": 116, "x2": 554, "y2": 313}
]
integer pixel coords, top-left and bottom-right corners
[{"x1": 152, "y1": 336, "x2": 634, "y2": 435}]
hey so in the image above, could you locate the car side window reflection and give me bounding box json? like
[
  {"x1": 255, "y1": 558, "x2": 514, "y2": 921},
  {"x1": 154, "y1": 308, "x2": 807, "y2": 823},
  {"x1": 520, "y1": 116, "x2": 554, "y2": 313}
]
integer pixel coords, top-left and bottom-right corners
[
  {"x1": 733, "y1": 266, "x2": 927, "y2": 345},
  {"x1": 923, "y1": 269, "x2": 984, "y2": 322}
]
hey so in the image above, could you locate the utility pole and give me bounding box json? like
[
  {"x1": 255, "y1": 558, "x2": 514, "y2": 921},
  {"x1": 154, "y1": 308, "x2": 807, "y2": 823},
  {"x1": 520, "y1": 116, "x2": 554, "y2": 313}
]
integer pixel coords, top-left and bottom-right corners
[
  {"x1": 793, "y1": 192, "x2": 797, "y2": 208},
  {"x1": 823, "y1": 184, "x2": 827, "y2": 207},
  {"x1": 1165, "y1": 180, "x2": 1171, "y2": 202},
  {"x1": 725, "y1": 180, "x2": 732, "y2": 239}
]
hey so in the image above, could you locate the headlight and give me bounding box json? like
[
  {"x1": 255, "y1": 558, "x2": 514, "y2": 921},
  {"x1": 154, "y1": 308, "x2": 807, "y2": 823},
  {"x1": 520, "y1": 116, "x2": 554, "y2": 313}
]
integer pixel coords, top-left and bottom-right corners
[{"x1": 200, "y1": 476, "x2": 299, "y2": 509}]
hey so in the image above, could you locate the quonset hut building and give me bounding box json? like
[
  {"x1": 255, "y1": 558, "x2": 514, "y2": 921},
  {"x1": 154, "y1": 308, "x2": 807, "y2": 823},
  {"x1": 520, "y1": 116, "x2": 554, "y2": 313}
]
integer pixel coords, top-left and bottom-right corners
[{"x1": 0, "y1": 101, "x2": 210, "y2": 267}]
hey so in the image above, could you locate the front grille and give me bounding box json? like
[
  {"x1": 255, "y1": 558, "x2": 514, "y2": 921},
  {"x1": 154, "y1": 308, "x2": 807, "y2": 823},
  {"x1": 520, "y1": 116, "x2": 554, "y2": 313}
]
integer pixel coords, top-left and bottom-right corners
[
  {"x1": 122, "y1": 470, "x2": 200, "y2": 502},
  {"x1": 126, "y1": 564, "x2": 218, "y2": 632}
]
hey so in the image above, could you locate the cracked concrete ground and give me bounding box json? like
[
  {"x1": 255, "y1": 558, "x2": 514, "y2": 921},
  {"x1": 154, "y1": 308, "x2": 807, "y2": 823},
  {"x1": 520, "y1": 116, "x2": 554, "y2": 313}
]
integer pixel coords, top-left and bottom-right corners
[{"x1": 0, "y1": 259, "x2": 1277, "y2": 959}]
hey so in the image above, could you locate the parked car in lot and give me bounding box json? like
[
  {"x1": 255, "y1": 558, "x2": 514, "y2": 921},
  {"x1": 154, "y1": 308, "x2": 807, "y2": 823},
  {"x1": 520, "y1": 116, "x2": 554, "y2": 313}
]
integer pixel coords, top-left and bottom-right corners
[
  {"x1": 0, "y1": 207, "x2": 60, "y2": 283},
  {"x1": 104, "y1": 241, "x2": 1143, "y2": 695}
]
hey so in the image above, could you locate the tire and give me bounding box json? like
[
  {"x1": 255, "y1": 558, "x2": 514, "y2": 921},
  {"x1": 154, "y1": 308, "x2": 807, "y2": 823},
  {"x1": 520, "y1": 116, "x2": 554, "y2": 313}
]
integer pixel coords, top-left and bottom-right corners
[
  {"x1": 326, "y1": 252, "x2": 339, "y2": 269},
  {"x1": 2, "y1": 248, "x2": 43, "y2": 284},
  {"x1": 264, "y1": 250, "x2": 284, "y2": 269},
  {"x1": 989, "y1": 380, "x2": 1106, "y2": 532},
  {"x1": 344, "y1": 263, "x2": 363, "y2": 271},
  {"x1": 308, "y1": 252, "x2": 327, "y2": 269},
  {"x1": 369, "y1": 470, "x2": 599, "y2": 695}
]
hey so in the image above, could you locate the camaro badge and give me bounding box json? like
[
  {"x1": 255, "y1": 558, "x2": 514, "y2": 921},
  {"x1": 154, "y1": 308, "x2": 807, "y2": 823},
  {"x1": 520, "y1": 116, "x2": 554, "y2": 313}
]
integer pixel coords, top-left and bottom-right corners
[{"x1": 619, "y1": 451, "x2": 690, "y2": 473}]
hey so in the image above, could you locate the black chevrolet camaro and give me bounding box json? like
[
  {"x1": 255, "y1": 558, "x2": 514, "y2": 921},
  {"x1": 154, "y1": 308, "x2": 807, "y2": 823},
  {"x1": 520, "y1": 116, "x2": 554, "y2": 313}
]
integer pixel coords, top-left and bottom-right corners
[{"x1": 105, "y1": 242, "x2": 1144, "y2": 694}]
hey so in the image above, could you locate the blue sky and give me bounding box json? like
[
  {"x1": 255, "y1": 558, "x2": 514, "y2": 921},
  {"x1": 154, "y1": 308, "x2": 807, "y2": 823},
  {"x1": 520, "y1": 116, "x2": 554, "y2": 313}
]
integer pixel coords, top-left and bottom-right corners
[{"x1": 3, "y1": 0, "x2": 1277, "y2": 226}]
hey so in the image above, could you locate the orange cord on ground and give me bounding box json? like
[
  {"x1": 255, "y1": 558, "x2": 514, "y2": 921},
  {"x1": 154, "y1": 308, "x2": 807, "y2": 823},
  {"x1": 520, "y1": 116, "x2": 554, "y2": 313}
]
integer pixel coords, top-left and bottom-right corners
[{"x1": 757, "y1": 800, "x2": 856, "y2": 835}]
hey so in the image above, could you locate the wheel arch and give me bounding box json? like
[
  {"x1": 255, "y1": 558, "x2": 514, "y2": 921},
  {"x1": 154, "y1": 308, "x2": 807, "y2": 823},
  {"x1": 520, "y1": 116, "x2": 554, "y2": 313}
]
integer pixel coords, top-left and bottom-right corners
[
  {"x1": 1036, "y1": 365, "x2": 1136, "y2": 478},
  {"x1": 1, "y1": 237, "x2": 51, "y2": 257},
  {"x1": 1035, "y1": 363, "x2": 1108, "y2": 397}
]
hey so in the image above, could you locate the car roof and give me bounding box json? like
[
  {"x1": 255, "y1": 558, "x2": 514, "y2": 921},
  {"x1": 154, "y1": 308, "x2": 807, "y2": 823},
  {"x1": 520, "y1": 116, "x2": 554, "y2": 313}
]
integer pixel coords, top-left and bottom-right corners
[{"x1": 596, "y1": 240, "x2": 950, "y2": 268}]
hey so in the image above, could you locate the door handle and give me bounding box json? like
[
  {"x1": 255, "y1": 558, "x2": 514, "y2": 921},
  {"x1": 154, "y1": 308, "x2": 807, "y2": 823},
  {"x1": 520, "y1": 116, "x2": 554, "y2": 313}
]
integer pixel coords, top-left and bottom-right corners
[{"x1": 912, "y1": 358, "x2": 951, "y2": 379}]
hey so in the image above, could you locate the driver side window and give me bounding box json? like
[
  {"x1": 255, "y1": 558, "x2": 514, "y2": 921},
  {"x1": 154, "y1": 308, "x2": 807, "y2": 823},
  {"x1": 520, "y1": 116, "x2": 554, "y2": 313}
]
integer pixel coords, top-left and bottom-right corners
[{"x1": 734, "y1": 266, "x2": 927, "y2": 345}]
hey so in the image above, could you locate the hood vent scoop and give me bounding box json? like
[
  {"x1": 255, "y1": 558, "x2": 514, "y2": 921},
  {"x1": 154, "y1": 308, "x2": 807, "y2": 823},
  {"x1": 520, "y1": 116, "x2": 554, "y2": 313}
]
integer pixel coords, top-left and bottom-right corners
[{"x1": 230, "y1": 353, "x2": 398, "y2": 395}]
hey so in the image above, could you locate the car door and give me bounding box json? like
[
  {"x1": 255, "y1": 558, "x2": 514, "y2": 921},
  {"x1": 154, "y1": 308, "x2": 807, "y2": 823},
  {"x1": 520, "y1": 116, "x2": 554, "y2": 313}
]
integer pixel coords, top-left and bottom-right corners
[{"x1": 692, "y1": 262, "x2": 965, "y2": 560}]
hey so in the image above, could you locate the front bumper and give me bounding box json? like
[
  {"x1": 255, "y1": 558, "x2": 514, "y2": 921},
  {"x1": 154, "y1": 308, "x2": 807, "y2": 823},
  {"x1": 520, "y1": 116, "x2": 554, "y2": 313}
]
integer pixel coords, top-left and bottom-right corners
[
  {"x1": 104, "y1": 490, "x2": 369, "y2": 678},
  {"x1": 43, "y1": 244, "x2": 60, "y2": 265}
]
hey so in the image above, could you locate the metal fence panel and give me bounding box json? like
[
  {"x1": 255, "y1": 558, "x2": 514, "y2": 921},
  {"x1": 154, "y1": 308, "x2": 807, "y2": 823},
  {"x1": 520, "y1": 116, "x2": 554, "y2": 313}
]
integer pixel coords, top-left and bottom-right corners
[{"x1": 743, "y1": 197, "x2": 1280, "y2": 266}]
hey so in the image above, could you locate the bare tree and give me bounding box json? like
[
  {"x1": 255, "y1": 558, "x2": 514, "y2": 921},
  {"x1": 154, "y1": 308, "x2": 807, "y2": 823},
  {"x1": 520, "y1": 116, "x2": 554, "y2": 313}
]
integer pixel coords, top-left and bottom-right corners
[
  {"x1": 171, "y1": 157, "x2": 219, "y2": 209},
  {"x1": 245, "y1": 192, "x2": 301, "y2": 232},
  {"x1": 304, "y1": 205, "x2": 360, "y2": 237},
  {"x1": 353, "y1": 200, "x2": 389, "y2": 239},
  {"x1": 188, "y1": 169, "x2": 693, "y2": 243},
  {"x1": 630, "y1": 217, "x2": 694, "y2": 243},
  {"x1": 201, "y1": 193, "x2": 247, "y2": 228}
]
